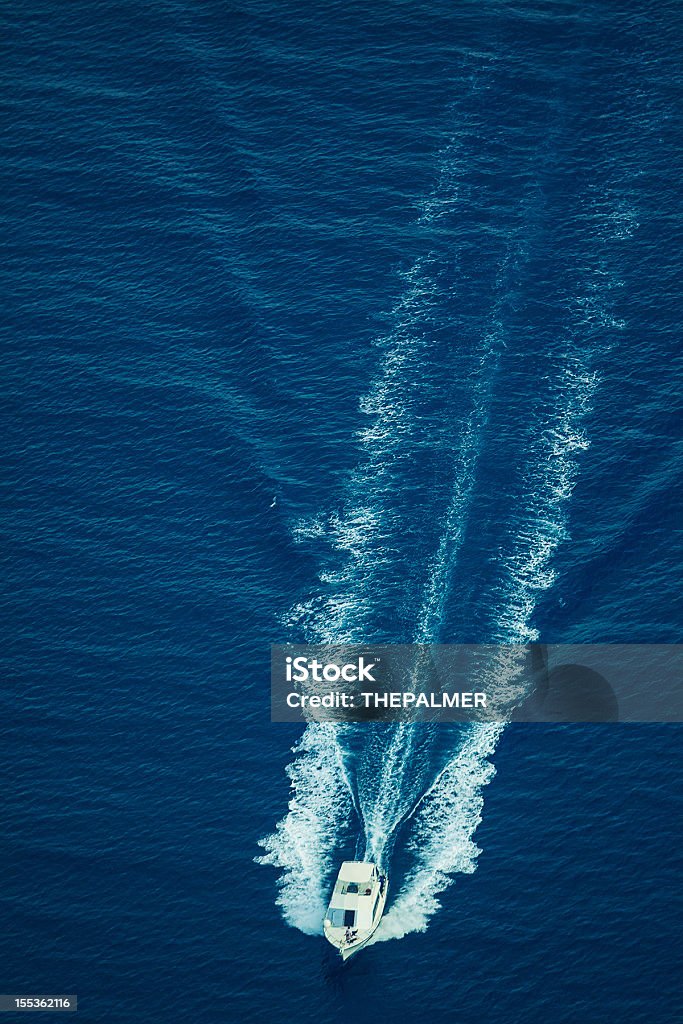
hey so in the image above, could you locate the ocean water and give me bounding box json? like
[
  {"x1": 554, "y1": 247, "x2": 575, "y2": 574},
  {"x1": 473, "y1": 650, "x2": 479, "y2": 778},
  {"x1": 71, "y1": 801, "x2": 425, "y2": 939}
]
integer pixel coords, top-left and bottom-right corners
[{"x1": 1, "y1": 1, "x2": 682, "y2": 1022}]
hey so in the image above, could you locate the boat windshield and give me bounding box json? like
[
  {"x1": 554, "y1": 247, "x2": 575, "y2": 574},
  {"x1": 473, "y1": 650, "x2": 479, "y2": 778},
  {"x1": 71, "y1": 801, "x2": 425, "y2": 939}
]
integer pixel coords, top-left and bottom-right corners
[{"x1": 328, "y1": 908, "x2": 355, "y2": 928}]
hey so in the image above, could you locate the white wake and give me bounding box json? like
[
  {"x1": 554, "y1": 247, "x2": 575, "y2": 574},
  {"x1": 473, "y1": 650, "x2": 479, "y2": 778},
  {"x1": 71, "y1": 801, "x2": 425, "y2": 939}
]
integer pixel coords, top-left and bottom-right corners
[{"x1": 257, "y1": 73, "x2": 634, "y2": 941}]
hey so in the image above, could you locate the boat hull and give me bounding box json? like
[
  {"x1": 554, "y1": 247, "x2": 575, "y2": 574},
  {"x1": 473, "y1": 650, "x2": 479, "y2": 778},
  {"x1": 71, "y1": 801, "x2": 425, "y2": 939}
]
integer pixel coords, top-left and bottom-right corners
[{"x1": 340, "y1": 928, "x2": 376, "y2": 961}]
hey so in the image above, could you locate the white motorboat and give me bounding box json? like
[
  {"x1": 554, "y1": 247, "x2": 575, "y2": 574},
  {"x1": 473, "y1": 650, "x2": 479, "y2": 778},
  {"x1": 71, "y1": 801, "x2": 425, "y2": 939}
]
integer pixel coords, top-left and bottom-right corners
[{"x1": 323, "y1": 861, "x2": 388, "y2": 960}]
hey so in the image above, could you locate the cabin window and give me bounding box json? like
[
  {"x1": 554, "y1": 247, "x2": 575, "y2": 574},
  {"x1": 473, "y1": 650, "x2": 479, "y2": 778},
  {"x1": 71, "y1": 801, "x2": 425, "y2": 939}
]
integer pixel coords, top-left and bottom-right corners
[
  {"x1": 372, "y1": 893, "x2": 380, "y2": 920},
  {"x1": 346, "y1": 882, "x2": 358, "y2": 894},
  {"x1": 343, "y1": 909, "x2": 356, "y2": 927}
]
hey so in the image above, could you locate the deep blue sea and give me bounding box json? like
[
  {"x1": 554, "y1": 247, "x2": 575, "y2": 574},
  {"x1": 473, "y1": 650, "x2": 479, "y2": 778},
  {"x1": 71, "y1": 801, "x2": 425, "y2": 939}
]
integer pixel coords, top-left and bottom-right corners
[{"x1": 2, "y1": 2, "x2": 682, "y2": 1022}]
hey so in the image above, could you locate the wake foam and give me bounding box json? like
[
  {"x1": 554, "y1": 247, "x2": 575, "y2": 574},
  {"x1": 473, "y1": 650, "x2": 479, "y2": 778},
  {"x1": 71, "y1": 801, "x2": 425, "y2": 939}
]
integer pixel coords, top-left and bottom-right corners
[
  {"x1": 360, "y1": 723, "x2": 422, "y2": 865},
  {"x1": 372, "y1": 724, "x2": 503, "y2": 941},
  {"x1": 255, "y1": 724, "x2": 354, "y2": 935},
  {"x1": 491, "y1": 362, "x2": 597, "y2": 644},
  {"x1": 258, "y1": 75, "x2": 634, "y2": 945}
]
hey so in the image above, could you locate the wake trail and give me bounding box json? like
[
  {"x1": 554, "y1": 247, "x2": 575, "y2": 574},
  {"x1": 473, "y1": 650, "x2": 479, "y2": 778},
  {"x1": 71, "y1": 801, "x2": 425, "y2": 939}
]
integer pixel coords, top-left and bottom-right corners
[
  {"x1": 256, "y1": 723, "x2": 356, "y2": 934},
  {"x1": 257, "y1": 58, "x2": 636, "y2": 940}
]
